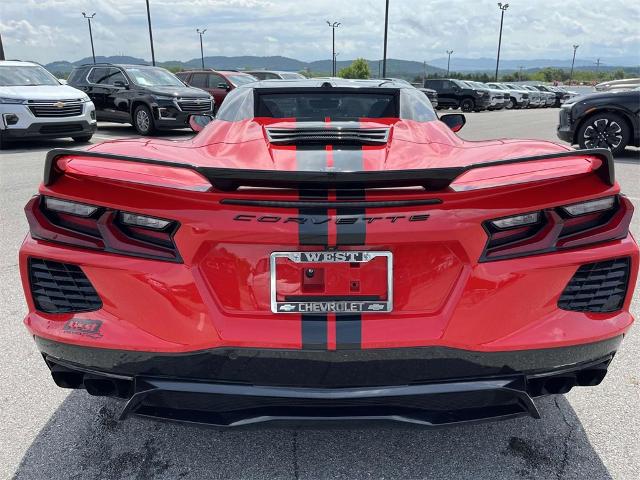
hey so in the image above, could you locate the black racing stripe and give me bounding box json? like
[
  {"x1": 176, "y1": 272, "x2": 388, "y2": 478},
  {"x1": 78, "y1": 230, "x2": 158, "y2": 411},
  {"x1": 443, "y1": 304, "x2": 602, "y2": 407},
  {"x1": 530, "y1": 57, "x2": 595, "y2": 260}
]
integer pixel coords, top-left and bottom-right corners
[
  {"x1": 297, "y1": 145, "x2": 328, "y2": 350},
  {"x1": 333, "y1": 145, "x2": 365, "y2": 350},
  {"x1": 335, "y1": 314, "x2": 362, "y2": 350}
]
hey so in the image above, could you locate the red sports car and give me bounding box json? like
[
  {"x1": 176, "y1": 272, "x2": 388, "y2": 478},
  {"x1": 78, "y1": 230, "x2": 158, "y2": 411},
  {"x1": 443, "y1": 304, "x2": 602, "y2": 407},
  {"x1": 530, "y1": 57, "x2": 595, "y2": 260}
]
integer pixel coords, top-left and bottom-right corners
[{"x1": 20, "y1": 79, "x2": 638, "y2": 427}]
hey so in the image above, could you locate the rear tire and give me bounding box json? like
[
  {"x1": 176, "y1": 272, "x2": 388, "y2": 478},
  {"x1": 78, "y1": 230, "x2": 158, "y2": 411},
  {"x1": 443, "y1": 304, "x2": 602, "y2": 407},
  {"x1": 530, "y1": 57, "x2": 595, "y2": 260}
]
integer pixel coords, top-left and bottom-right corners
[
  {"x1": 577, "y1": 112, "x2": 630, "y2": 155},
  {"x1": 507, "y1": 98, "x2": 516, "y2": 109},
  {"x1": 460, "y1": 98, "x2": 474, "y2": 113},
  {"x1": 72, "y1": 135, "x2": 93, "y2": 143},
  {"x1": 133, "y1": 104, "x2": 156, "y2": 136}
]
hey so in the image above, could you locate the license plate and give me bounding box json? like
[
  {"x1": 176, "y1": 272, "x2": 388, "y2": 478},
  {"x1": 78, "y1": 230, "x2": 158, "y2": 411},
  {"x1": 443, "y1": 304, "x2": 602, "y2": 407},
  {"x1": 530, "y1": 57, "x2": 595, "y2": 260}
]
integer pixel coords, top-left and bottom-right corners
[{"x1": 270, "y1": 251, "x2": 393, "y2": 314}]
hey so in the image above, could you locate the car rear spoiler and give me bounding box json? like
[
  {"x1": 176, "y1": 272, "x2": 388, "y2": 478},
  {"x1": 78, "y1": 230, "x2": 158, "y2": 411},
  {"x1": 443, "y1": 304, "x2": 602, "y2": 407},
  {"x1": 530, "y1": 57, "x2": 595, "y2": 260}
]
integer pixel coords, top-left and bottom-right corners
[{"x1": 43, "y1": 147, "x2": 614, "y2": 191}]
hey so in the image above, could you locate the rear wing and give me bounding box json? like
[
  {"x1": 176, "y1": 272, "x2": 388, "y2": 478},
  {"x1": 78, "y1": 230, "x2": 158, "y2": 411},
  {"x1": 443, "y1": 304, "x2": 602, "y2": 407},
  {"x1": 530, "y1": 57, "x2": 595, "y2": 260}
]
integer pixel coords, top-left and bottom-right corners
[{"x1": 43, "y1": 148, "x2": 614, "y2": 191}]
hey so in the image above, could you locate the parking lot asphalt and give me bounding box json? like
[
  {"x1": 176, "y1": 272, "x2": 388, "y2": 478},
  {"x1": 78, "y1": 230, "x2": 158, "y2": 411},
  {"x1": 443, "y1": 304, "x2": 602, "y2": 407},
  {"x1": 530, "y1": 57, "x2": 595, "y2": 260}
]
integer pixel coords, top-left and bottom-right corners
[{"x1": 1, "y1": 108, "x2": 638, "y2": 480}]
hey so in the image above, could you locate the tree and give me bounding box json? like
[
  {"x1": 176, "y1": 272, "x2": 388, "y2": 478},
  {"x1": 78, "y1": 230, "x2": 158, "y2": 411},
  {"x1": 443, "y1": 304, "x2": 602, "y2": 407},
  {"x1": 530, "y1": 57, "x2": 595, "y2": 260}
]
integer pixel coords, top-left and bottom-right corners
[{"x1": 338, "y1": 58, "x2": 371, "y2": 79}]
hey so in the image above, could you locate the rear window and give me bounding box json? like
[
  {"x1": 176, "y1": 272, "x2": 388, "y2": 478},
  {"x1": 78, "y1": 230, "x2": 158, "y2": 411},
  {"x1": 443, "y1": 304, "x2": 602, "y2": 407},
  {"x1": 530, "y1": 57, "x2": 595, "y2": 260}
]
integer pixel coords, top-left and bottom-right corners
[{"x1": 255, "y1": 92, "x2": 398, "y2": 120}]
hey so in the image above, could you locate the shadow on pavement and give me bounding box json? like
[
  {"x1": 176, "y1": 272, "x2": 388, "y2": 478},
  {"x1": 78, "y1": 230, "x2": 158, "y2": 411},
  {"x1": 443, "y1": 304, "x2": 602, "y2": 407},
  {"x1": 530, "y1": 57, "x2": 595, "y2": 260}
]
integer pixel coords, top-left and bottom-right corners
[{"x1": 13, "y1": 391, "x2": 612, "y2": 480}]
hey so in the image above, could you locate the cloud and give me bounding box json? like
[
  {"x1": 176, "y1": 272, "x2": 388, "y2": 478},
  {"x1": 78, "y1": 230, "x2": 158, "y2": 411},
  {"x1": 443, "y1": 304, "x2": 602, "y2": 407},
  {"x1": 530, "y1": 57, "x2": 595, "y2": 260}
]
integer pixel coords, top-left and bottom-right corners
[{"x1": 0, "y1": 0, "x2": 638, "y2": 64}]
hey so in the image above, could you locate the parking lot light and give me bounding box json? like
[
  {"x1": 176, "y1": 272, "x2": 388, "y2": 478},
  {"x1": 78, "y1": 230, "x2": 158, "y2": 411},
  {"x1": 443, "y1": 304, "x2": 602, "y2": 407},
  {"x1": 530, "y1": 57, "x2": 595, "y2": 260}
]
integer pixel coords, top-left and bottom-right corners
[
  {"x1": 81, "y1": 12, "x2": 96, "y2": 64},
  {"x1": 326, "y1": 21, "x2": 341, "y2": 76},
  {"x1": 494, "y1": 3, "x2": 509, "y2": 81},
  {"x1": 145, "y1": 0, "x2": 156, "y2": 66},
  {"x1": 569, "y1": 45, "x2": 579, "y2": 84},
  {"x1": 446, "y1": 50, "x2": 453, "y2": 76},
  {"x1": 382, "y1": 0, "x2": 389, "y2": 78},
  {"x1": 196, "y1": 28, "x2": 207, "y2": 70}
]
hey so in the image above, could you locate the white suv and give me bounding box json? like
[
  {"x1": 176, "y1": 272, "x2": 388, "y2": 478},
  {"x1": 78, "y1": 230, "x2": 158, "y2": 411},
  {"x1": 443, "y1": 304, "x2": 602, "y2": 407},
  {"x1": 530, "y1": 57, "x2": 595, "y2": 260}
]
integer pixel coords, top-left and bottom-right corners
[{"x1": 0, "y1": 60, "x2": 97, "y2": 149}]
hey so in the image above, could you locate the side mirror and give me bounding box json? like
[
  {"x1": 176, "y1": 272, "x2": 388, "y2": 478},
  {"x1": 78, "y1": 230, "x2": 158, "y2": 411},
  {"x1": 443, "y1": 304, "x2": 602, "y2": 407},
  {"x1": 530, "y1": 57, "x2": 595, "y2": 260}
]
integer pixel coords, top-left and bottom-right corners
[
  {"x1": 113, "y1": 80, "x2": 127, "y2": 88},
  {"x1": 189, "y1": 114, "x2": 214, "y2": 132},
  {"x1": 218, "y1": 83, "x2": 231, "y2": 90},
  {"x1": 440, "y1": 113, "x2": 466, "y2": 132}
]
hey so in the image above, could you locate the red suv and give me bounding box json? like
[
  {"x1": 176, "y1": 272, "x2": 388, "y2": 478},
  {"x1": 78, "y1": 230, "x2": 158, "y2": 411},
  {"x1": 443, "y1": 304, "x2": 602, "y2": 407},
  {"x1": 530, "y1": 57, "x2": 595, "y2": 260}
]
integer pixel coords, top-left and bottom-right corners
[{"x1": 176, "y1": 69, "x2": 256, "y2": 112}]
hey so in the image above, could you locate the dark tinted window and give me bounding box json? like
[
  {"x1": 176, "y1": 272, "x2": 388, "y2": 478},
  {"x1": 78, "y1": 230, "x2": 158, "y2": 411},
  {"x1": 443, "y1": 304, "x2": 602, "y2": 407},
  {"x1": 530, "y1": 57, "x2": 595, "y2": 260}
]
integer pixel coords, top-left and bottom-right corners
[
  {"x1": 87, "y1": 67, "x2": 110, "y2": 84},
  {"x1": 255, "y1": 92, "x2": 398, "y2": 119},
  {"x1": 251, "y1": 72, "x2": 280, "y2": 80},
  {"x1": 208, "y1": 73, "x2": 226, "y2": 88},
  {"x1": 190, "y1": 73, "x2": 208, "y2": 88},
  {"x1": 424, "y1": 79, "x2": 443, "y2": 89}
]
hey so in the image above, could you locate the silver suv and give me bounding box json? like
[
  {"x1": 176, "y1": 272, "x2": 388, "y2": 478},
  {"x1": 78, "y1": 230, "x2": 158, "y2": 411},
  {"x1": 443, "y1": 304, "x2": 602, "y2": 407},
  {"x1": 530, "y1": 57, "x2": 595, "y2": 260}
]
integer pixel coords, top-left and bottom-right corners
[{"x1": 0, "y1": 61, "x2": 96, "y2": 148}]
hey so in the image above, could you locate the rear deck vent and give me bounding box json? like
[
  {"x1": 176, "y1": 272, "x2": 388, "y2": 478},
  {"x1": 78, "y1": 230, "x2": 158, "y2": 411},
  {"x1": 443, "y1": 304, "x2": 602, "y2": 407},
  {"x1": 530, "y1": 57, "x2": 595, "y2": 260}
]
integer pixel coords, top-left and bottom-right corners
[
  {"x1": 266, "y1": 127, "x2": 389, "y2": 145},
  {"x1": 29, "y1": 258, "x2": 102, "y2": 313},
  {"x1": 558, "y1": 257, "x2": 630, "y2": 313}
]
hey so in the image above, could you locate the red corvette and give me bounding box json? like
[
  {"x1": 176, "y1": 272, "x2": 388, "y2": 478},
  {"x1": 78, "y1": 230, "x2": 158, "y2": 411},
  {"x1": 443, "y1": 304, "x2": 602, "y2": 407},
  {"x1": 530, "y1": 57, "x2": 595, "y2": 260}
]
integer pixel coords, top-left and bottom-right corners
[{"x1": 20, "y1": 79, "x2": 638, "y2": 427}]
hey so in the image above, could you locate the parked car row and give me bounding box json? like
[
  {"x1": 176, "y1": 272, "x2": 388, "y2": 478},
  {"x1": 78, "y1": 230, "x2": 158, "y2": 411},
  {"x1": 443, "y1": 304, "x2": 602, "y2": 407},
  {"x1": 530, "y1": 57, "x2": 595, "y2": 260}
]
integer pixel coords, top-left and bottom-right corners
[
  {"x1": 423, "y1": 78, "x2": 578, "y2": 112},
  {"x1": 1, "y1": 60, "x2": 326, "y2": 146}
]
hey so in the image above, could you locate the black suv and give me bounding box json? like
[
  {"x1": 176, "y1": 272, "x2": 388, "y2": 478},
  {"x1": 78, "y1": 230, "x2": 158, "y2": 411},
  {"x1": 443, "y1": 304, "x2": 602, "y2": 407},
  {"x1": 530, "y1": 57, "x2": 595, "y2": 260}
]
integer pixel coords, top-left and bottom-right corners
[
  {"x1": 557, "y1": 89, "x2": 639, "y2": 154},
  {"x1": 423, "y1": 78, "x2": 491, "y2": 112},
  {"x1": 67, "y1": 64, "x2": 213, "y2": 135}
]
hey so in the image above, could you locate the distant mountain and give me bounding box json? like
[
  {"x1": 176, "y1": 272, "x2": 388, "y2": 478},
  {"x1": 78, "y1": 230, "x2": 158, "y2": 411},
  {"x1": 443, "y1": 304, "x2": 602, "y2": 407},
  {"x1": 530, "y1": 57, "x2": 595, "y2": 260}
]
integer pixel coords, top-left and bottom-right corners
[
  {"x1": 44, "y1": 55, "x2": 445, "y2": 77},
  {"x1": 428, "y1": 56, "x2": 640, "y2": 72}
]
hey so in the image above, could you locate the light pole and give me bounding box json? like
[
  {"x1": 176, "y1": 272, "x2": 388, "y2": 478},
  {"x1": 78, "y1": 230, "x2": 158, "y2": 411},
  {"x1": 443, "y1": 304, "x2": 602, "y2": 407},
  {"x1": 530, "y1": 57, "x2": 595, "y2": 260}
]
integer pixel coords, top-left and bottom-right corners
[
  {"x1": 197, "y1": 28, "x2": 207, "y2": 69},
  {"x1": 0, "y1": 32, "x2": 5, "y2": 60},
  {"x1": 145, "y1": 0, "x2": 156, "y2": 66},
  {"x1": 446, "y1": 50, "x2": 453, "y2": 76},
  {"x1": 494, "y1": 3, "x2": 509, "y2": 81},
  {"x1": 382, "y1": 0, "x2": 389, "y2": 78},
  {"x1": 569, "y1": 45, "x2": 579, "y2": 84},
  {"x1": 326, "y1": 21, "x2": 341, "y2": 76},
  {"x1": 82, "y1": 12, "x2": 96, "y2": 64},
  {"x1": 518, "y1": 65, "x2": 524, "y2": 81}
]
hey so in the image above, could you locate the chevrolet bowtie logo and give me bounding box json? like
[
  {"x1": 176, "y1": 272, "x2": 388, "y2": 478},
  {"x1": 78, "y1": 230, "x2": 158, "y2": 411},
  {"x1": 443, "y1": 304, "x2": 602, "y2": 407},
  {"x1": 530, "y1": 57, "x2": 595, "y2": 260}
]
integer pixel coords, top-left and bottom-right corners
[
  {"x1": 279, "y1": 304, "x2": 297, "y2": 312},
  {"x1": 53, "y1": 101, "x2": 65, "y2": 109}
]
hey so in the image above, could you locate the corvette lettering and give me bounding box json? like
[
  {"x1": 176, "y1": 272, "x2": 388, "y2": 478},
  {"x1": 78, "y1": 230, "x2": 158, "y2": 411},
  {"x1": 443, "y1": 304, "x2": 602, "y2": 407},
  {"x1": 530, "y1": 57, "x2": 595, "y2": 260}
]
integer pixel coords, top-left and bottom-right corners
[{"x1": 234, "y1": 214, "x2": 429, "y2": 224}]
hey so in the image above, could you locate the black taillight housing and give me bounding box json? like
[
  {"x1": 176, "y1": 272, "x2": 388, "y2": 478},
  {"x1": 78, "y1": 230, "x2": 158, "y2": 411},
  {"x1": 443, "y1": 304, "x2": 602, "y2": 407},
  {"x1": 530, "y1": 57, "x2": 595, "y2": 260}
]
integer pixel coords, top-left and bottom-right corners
[
  {"x1": 26, "y1": 196, "x2": 181, "y2": 262},
  {"x1": 481, "y1": 195, "x2": 633, "y2": 261}
]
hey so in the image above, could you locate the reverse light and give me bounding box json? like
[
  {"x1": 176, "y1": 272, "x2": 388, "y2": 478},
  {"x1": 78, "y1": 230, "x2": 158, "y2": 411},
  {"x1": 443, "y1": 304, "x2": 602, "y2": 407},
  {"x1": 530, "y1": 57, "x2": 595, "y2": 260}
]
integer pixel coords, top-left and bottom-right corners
[
  {"x1": 562, "y1": 196, "x2": 615, "y2": 217},
  {"x1": 120, "y1": 212, "x2": 171, "y2": 230},
  {"x1": 491, "y1": 212, "x2": 540, "y2": 229},
  {"x1": 44, "y1": 196, "x2": 98, "y2": 217}
]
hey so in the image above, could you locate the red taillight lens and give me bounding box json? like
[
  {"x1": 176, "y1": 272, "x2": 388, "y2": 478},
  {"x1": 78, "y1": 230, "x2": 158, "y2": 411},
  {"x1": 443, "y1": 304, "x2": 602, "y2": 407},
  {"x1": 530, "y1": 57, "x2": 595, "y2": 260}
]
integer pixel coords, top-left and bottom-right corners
[
  {"x1": 25, "y1": 196, "x2": 181, "y2": 262},
  {"x1": 482, "y1": 195, "x2": 633, "y2": 261}
]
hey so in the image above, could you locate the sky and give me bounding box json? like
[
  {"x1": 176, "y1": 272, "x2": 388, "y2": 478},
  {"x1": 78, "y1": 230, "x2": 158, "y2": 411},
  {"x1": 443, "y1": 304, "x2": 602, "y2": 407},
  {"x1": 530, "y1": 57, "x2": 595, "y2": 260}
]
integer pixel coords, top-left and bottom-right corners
[{"x1": 1, "y1": 0, "x2": 639, "y2": 64}]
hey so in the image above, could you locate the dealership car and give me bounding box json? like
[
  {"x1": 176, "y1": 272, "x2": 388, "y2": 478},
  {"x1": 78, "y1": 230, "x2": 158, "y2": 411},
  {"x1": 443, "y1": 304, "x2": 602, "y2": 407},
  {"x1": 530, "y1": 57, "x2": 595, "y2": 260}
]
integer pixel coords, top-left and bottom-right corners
[
  {"x1": 465, "y1": 81, "x2": 507, "y2": 110},
  {"x1": 175, "y1": 69, "x2": 256, "y2": 112},
  {"x1": 20, "y1": 79, "x2": 638, "y2": 427},
  {"x1": 533, "y1": 84, "x2": 569, "y2": 107},
  {"x1": 595, "y1": 78, "x2": 640, "y2": 92},
  {"x1": 557, "y1": 88, "x2": 640, "y2": 154},
  {"x1": 0, "y1": 60, "x2": 96, "y2": 148},
  {"x1": 486, "y1": 82, "x2": 529, "y2": 109},
  {"x1": 382, "y1": 78, "x2": 438, "y2": 108},
  {"x1": 67, "y1": 63, "x2": 213, "y2": 135},
  {"x1": 519, "y1": 85, "x2": 544, "y2": 108},
  {"x1": 244, "y1": 70, "x2": 307, "y2": 80},
  {"x1": 424, "y1": 78, "x2": 490, "y2": 111}
]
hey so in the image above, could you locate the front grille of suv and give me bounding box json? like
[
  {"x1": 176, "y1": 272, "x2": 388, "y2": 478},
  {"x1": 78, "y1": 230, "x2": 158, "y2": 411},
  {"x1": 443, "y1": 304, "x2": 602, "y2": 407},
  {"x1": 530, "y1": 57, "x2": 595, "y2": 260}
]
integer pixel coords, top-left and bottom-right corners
[
  {"x1": 29, "y1": 258, "x2": 102, "y2": 313},
  {"x1": 558, "y1": 258, "x2": 631, "y2": 313},
  {"x1": 177, "y1": 98, "x2": 213, "y2": 113},
  {"x1": 28, "y1": 100, "x2": 84, "y2": 117}
]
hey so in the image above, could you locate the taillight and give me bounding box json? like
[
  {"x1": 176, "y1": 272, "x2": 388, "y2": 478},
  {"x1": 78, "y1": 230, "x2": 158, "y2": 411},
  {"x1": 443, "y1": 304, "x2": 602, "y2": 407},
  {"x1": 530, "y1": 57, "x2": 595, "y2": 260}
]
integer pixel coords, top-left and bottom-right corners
[
  {"x1": 482, "y1": 195, "x2": 633, "y2": 261},
  {"x1": 25, "y1": 196, "x2": 181, "y2": 262}
]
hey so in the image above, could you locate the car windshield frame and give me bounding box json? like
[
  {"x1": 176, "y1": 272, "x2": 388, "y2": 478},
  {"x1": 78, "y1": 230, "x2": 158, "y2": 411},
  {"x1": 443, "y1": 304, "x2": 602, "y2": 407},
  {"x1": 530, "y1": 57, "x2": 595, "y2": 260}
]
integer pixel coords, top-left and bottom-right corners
[
  {"x1": 0, "y1": 65, "x2": 60, "y2": 87},
  {"x1": 124, "y1": 67, "x2": 185, "y2": 87}
]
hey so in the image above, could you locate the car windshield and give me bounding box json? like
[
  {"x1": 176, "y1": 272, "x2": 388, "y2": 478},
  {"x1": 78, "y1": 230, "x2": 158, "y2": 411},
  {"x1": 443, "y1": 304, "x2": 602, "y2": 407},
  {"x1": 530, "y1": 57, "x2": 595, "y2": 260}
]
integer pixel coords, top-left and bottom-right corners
[
  {"x1": 279, "y1": 72, "x2": 306, "y2": 80},
  {"x1": 256, "y1": 92, "x2": 398, "y2": 120},
  {"x1": 227, "y1": 74, "x2": 257, "y2": 86},
  {"x1": 0, "y1": 65, "x2": 60, "y2": 86},
  {"x1": 124, "y1": 67, "x2": 184, "y2": 87}
]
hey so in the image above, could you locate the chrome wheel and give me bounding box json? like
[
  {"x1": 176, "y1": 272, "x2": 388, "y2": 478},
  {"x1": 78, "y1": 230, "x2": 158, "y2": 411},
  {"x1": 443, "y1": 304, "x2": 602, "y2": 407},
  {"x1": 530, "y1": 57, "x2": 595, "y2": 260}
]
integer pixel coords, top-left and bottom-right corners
[
  {"x1": 136, "y1": 109, "x2": 150, "y2": 132},
  {"x1": 583, "y1": 118, "x2": 623, "y2": 150}
]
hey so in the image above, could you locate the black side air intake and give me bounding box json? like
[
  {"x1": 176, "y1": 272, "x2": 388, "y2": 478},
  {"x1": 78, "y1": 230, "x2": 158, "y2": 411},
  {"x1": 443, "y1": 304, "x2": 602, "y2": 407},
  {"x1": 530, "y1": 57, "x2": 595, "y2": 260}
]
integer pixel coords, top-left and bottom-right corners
[
  {"x1": 29, "y1": 258, "x2": 102, "y2": 313},
  {"x1": 558, "y1": 257, "x2": 631, "y2": 313}
]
